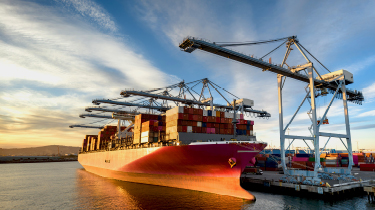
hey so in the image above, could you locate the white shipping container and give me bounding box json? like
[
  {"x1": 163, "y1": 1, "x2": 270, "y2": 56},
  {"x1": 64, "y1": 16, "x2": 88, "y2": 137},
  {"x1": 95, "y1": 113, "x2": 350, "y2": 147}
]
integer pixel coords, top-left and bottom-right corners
[
  {"x1": 212, "y1": 111, "x2": 216, "y2": 117},
  {"x1": 177, "y1": 106, "x2": 184, "y2": 113},
  {"x1": 203, "y1": 110, "x2": 208, "y2": 116},
  {"x1": 225, "y1": 112, "x2": 234, "y2": 119},
  {"x1": 250, "y1": 130, "x2": 254, "y2": 136},
  {"x1": 141, "y1": 131, "x2": 150, "y2": 138},
  {"x1": 197, "y1": 122, "x2": 202, "y2": 127},
  {"x1": 236, "y1": 114, "x2": 241, "y2": 119},
  {"x1": 141, "y1": 136, "x2": 149, "y2": 143},
  {"x1": 187, "y1": 126, "x2": 193, "y2": 133}
]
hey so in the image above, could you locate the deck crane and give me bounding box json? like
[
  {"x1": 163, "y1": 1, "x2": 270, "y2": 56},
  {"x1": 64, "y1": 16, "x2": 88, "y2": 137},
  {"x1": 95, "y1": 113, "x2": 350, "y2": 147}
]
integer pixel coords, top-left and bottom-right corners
[
  {"x1": 179, "y1": 36, "x2": 364, "y2": 183},
  {"x1": 73, "y1": 78, "x2": 271, "y2": 144},
  {"x1": 76, "y1": 113, "x2": 135, "y2": 140},
  {"x1": 69, "y1": 125, "x2": 104, "y2": 129}
]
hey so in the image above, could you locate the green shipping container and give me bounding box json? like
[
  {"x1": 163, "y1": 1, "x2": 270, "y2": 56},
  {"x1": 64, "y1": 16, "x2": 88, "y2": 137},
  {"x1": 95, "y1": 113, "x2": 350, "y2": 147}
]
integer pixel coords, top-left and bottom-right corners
[{"x1": 308, "y1": 157, "x2": 326, "y2": 162}]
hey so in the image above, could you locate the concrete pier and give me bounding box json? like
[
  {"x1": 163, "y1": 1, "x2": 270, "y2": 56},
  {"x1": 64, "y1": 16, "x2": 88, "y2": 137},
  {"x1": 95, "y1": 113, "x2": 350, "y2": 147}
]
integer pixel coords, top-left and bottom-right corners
[{"x1": 241, "y1": 167, "x2": 375, "y2": 198}]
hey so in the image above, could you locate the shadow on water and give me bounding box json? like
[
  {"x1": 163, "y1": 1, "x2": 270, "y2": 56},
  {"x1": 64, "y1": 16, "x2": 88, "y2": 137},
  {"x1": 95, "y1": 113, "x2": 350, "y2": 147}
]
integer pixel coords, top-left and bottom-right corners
[{"x1": 75, "y1": 169, "x2": 255, "y2": 210}]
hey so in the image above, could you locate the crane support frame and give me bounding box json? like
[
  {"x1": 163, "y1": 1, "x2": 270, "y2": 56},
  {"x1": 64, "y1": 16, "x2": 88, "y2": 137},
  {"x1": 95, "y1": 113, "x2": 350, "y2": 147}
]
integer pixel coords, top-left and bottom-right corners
[
  {"x1": 179, "y1": 36, "x2": 360, "y2": 182},
  {"x1": 279, "y1": 67, "x2": 354, "y2": 179}
]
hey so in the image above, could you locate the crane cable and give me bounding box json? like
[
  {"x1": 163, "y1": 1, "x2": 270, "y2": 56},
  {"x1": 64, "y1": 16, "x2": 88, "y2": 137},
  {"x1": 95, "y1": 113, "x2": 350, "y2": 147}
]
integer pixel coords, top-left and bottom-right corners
[
  {"x1": 215, "y1": 36, "x2": 293, "y2": 47},
  {"x1": 297, "y1": 43, "x2": 331, "y2": 73}
]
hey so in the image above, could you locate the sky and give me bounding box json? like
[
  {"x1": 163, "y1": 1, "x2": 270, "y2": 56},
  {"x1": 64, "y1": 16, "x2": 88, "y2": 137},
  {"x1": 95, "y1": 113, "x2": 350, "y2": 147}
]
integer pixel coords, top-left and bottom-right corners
[{"x1": 1, "y1": 0, "x2": 374, "y2": 150}]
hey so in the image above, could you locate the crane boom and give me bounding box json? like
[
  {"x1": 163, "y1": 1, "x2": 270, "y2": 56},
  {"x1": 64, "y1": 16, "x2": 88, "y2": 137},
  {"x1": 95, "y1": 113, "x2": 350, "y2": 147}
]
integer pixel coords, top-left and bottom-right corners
[
  {"x1": 179, "y1": 37, "x2": 364, "y2": 104},
  {"x1": 121, "y1": 90, "x2": 270, "y2": 117},
  {"x1": 69, "y1": 125, "x2": 103, "y2": 129},
  {"x1": 92, "y1": 99, "x2": 170, "y2": 111}
]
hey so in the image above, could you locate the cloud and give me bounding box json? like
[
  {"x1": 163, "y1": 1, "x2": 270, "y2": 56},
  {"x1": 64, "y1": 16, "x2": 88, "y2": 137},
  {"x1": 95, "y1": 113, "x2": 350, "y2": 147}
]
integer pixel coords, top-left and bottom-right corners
[
  {"x1": 0, "y1": 0, "x2": 180, "y2": 147},
  {"x1": 357, "y1": 110, "x2": 375, "y2": 118},
  {"x1": 59, "y1": 0, "x2": 118, "y2": 33},
  {"x1": 352, "y1": 124, "x2": 375, "y2": 130},
  {"x1": 363, "y1": 82, "x2": 375, "y2": 100}
]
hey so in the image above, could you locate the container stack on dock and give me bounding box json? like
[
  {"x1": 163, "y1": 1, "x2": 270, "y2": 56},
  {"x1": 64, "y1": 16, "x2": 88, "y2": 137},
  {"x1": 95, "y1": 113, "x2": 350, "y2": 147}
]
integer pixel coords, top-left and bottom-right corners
[
  {"x1": 165, "y1": 106, "x2": 254, "y2": 141},
  {"x1": 253, "y1": 151, "x2": 374, "y2": 171}
]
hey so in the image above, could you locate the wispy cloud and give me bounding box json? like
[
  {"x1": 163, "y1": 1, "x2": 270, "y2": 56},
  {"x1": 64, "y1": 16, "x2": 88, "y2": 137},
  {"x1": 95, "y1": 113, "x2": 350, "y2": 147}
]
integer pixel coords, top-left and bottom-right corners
[
  {"x1": 363, "y1": 82, "x2": 375, "y2": 100},
  {"x1": 0, "y1": 0, "x2": 178, "y2": 147},
  {"x1": 59, "y1": 0, "x2": 118, "y2": 33}
]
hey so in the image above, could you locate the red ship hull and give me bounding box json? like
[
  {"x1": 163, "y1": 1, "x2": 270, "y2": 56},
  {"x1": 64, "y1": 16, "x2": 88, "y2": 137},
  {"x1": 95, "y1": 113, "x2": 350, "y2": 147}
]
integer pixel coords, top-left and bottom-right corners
[{"x1": 78, "y1": 141, "x2": 267, "y2": 200}]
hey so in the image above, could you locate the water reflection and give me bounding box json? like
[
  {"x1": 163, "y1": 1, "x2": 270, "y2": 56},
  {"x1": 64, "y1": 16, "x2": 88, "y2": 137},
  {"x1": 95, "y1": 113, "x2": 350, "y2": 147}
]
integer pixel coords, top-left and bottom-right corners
[{"x1": 75, "y1": 169, "x2": 253, "y2": 209}]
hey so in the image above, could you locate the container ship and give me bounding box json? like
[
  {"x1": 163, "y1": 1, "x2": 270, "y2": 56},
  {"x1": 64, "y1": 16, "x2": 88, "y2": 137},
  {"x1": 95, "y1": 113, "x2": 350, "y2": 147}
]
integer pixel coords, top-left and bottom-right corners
[{"x1": 75, "y1": 79, "x2": 269, "y2": 200}]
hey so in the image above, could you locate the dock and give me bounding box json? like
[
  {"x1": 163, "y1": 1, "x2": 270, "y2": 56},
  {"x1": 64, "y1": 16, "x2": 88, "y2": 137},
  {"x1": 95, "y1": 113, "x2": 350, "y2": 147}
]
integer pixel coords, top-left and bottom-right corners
[{"x1": 241, "y1": 167, "x2": 375, "y2": 200}]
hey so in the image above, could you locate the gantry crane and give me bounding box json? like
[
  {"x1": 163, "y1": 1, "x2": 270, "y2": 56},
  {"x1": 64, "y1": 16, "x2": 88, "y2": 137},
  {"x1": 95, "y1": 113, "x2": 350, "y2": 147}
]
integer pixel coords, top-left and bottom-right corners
[
  {"x1": 71, "y1": 78, "x2": 272, "y2": 145},
  {"x1": 179, "y1": 36, "x2": 364, "y2": 183}
]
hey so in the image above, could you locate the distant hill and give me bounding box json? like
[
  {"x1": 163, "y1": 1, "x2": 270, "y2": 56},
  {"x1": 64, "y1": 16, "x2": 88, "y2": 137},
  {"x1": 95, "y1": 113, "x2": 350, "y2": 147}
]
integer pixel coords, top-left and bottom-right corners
[{"x1": 0, "y1": 145, "x2": 80, "y2": 156}]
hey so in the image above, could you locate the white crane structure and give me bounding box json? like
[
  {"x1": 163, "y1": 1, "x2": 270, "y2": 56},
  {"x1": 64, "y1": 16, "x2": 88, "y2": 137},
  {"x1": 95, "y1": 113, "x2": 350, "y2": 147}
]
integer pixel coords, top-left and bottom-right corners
[
  {"x1": 179, "y1": 36, "x2": 364, "y2": 183},
  {"x1": 70, "y1": 78, "x2": 272, "y2": 145}
]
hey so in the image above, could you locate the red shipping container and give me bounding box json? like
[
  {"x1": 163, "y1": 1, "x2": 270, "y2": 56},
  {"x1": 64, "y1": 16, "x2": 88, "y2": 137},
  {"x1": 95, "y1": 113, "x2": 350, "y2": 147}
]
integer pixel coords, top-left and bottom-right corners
[
  {"x1": 187, "y1": 121, "x2": 193, "y2": 126},
  {"x1": 188, "y1": 108, "x2": 194, "y2": 114},
  {"x1": 240, "y1": 114, "x2": 244, "y2": 119},
  {"x1": 246, "y1": 130, "x2": 250, "y2": 136},
  {"x1": 198, "y1": 109, "x2": 203, "y2": 115},
  {"x1": 182, "y1": 126, "x2": 187, "y2": 132},
  {"x1": 201, "y1": 127, "x2": 207, "y2": 133},
  {"x1": 215, "y1": 123, "x2": 220, "y2": 129},
  {"x1": 192, "y1": 121, "x2": 197, "y2": 127},
  {"x1": 183, "y1": 114, "x2": 189, "y2": 120},
  {"x1": 207, "y1": 123, "x2": 212, "y2": 128},
  {"x1": 215, "y1": 128, "x2": 219, "y2": 134},
  {"x1": 193, "y1": 109, "x2": 199, "y2": 115},
  {"x1": 239, "y1": 119, "x2": 244, "y2": 124},
  {"x1": 197, "y1": 115, "x2": 203, "y2": 121},
  {"x1": 220, "y1": 124, "x2": 225, "y2": 129},
  {"x1": 220, "y1": 129, "x2": 225, "y2": 134},
  {"x1": 193, "y1": 115, "x2": 199, "y2": 121},
  {"x1": 192, "y1": 127, "x2": 197, "y2": 133},
  {"x1": 188, "y1": 114, "x2": 194, "y2": 121},
  {"x1": 244, "y1": 120, "x2": 248, "y2": 125},
  {"x1": 152, "y1": 126, "x2": 158, "y2": 132},
  {"x1": 203, "y1": 116, "x2": 208, "y2": 122},
  {"x1": 177, "y1": 113, "x2": 184, "y2": 119},
  {"x1": 224, "y1": 124, "x2": 229, "y2": 129},
  {"x1": 216, "y1": 117, "x2": 221, "y2": 123},
  {"x1": 221, "y1": 118, "x2": 226, "y2": 123},
  {"x1": 183, "y1": 106, "x2": 189, "y2": 114},
  {"x1": 196, "y1": 127, "x2": 202, "y2": 133}
]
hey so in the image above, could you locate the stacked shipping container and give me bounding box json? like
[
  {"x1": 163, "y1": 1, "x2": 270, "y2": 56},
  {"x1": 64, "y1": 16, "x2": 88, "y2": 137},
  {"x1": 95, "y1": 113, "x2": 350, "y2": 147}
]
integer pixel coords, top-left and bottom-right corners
[
  {"x1": 134, "y1": 114, "x2": 166, "y2": 144},
  {"x1": 165, "y1": 106, "x2": 254, "y2": 140}
]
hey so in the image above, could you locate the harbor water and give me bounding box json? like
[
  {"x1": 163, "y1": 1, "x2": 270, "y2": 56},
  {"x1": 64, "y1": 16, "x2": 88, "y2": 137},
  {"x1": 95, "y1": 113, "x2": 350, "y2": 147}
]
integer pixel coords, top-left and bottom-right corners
[{"x1": 1, "y1": 161, "x2": 373, "y2": 209}]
